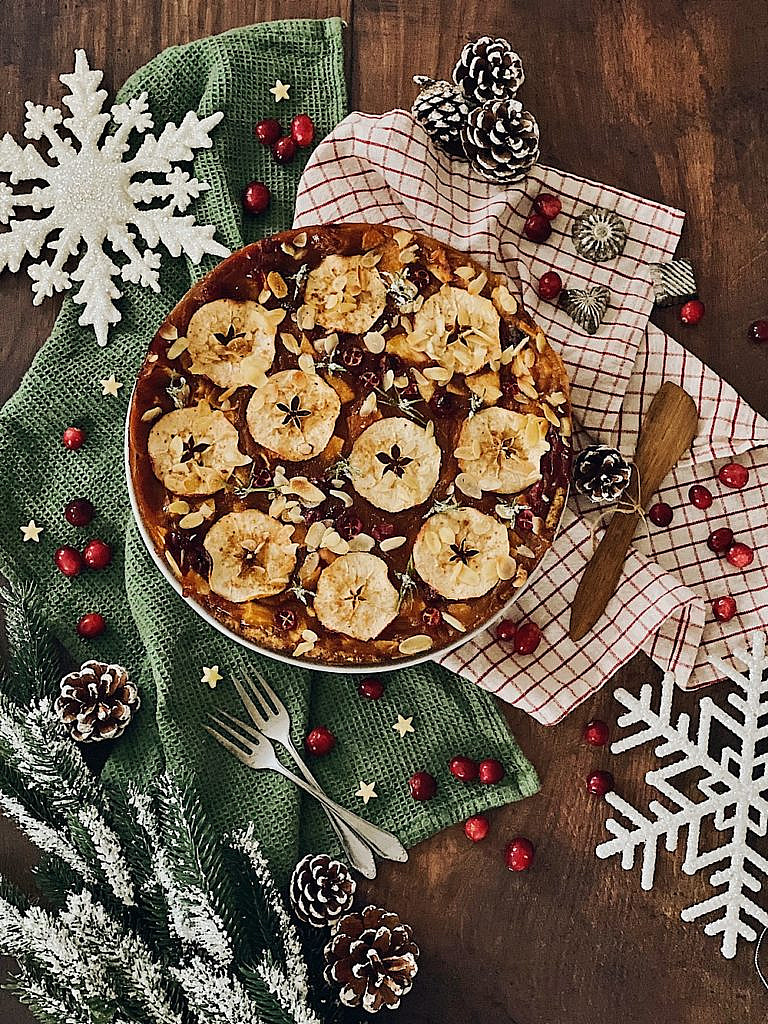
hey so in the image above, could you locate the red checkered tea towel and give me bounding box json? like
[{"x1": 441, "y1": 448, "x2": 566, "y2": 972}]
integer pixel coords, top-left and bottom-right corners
[{"x1": 294, "y1": 110, "x2": 768, "y2": 725}]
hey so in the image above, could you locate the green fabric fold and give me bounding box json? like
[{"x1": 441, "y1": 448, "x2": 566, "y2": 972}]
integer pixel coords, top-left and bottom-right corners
[{"x1": 0, "y1": 19, "x2": 538, "y2": 882}]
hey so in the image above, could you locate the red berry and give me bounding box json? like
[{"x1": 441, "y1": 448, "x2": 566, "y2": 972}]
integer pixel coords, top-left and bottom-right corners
[
  {"x1": 242, "y1": 181, "x2": 270, "y2": 215},
  {"x1": 586, "y1": 769, "x2": 614, "y2": 797},
  {"x1": 77, "y1": 612, "x2": 106, "y2": 638},
  {"x1": 290, "y1": 113, "x2": 315, "y2": 148},
  {"x1": 712, "y1": 596, "x2": 737, "y2": 622},
  {"x1": 422, "y1": 606, "x2": 442, "y2": 629},
  {"x1": 523, "y1": 213, "x2": 552, "y2": 243},
  {"x1": 275, "y1": 606, "x2": 296, "y2": 631},
  {"x1": 464, "y1": 815, "x2": 490, "y2": 842},
  {"x1": 688, "y1": 485, "x2": 712, "y2": 510},
  {"x1": 341, "y1": 344, "x2": 363, "y2": 368},
  {"x1": 532, "y1": 193, "x2": 562, "y2": 220},
  {"x1": 357, "y1": 677, "x2": 384, "y2": 700},
  {"x1": 707, "y1": 527, "x2": 734, "y2": 554},
  {"x1": 496, "y1": 618, "x2": 517, "y2": 643},
  {"x1": 748, "y1": 319, "x2": 768, "y2": 344},
  {"x1": 649, "y1": 501, "x2": 673, "y2": 527},
  {"x1": 727, "y1": 542, "x2": 754, "y2": 569},
  {"x1": 478, "y1": 758, "x2": 505, "y2": 784},
  {"x1": 305, "y1": 726, "x2": 336, "y2": 757},
  {"x1": 505, "y1": 836, "x2": 535, "y2": 871},
  {"x1": 273, "y1": 135, "x2": 297, "y2": 163},
  {"x1": 583, "y1": 719, "x2": 610, "y2": 747},
  {"x1": 83, "y1": 539, "x2": 112, "y2": 570},
  {"x1": 64, "y1": 497, "x2": 95, "y2": 527},
  {"x1": 538, "y1": 270, "x2": 562, "y2": 300},
  {"x1": 428, "y1": 388, "x2": 455, "y2": 417},
  {"x1": 371, "y1": 521, "x2": 395, "y2": 542},
  {"x1": 408, "y1": 770, "x2": 437, "y2": 801},
  {"x1": 680, "y1": 299, "x2": 705, "y2": 325},
  {"x1": 254, "y1": 118, "x2": 281, "y2": 145},
  {"x1": 514, "y1": 621, "x2": 542, "y2": 656},
  {"x1": 718, "y1": 462, "x2": 749, "y2": 489},
  {"x1": 62, "y1": 426, "x2": 85, "y2": 450},
  {"x1": 54, "y1": 546, "x2": 83, "y2": 578},
  {"x1": 449, "y1": 755, "x2": 479, "y2": 782},
  {"x1": 335, "y1": 511, "x2": 364, "y2": 540}
]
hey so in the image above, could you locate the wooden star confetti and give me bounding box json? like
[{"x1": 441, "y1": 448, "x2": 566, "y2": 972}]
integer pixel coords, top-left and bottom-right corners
[
  {"x1": 392, "y1": 714, "x2": 415, "y2": 737},
  {"x1": 355, "y1": 781, "x2": 377, "y2": 805},
  {"x1": 20, "y1": 520, "x2": 43, "y2": 543},
  {"x1": 201, "y1": 665, "x2": 223, "y2": 688},
  {"x1": 269, "y1": 79, "x2": 291, "y2": 102},
  {"x1": 100, "y1": 374, "x2": 123, "y2": 397}
]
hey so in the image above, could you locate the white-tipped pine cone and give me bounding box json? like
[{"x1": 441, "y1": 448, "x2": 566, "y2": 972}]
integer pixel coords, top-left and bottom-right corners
[
  {"x1": 55, "y1": 661, "x2": 140, "y2": 743},
  {"x1": 452, "y1": 36, "x2": 525, "y2": 104},
  {"x1": 289, "y1": 853, "x2": 356, "y2": 928},
  {"x1": 462, "y1": 98, "x2": 539, "y2": 185},
  {"x1": 411, "y1": 76, "x2": 472, "y2": 158}
]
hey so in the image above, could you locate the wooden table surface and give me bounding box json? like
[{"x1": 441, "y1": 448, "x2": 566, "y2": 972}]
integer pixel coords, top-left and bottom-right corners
[{"x1": 1, "y1": 2, "x2": 767, "y2": 1022}]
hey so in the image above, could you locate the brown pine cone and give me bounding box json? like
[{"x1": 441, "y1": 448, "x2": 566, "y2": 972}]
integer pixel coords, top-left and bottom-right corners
[
  {"x1": 324, "y1": 905, "x2": 419, "y2": 1013},
  {"x1": 55, "y1": 660, "x2": 140, "y2": 743},
  {"x1": 289, "y1": 853, "x2": 356, "y2": 928},
  {"x1": 462, "y1": 97, "x2": 539, "y2": 185}
]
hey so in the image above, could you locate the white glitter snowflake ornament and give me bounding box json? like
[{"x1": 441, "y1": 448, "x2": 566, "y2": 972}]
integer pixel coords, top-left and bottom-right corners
[
  {"x1": 0, "y1": 50, "x2": 228, "y2": 345},
  {"x1": 597, "y1": 632, "x2": 768, "y2": 959}
]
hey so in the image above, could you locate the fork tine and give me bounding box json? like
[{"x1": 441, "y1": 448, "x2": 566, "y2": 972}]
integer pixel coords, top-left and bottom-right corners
[
  {"x1": 204, "y1": 724, "x2": 252, "y2": 765},
  {"x1": 233, "y1": 676, "x2": 269, "y2": 727},
  {"x1": 209, "y1": 713, "x2": 256, "y2": 749},
  {"x1": 250, "y1": 668, "x2": 285, "y2": 714},
  {"x1": 219, "y1": 707, "x2": 263, "y2": 743}
]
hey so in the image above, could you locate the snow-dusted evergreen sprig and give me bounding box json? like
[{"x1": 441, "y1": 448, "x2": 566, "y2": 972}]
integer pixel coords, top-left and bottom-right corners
[
  {"x1": 75, "y1": 805, "x2": 135, "y2": 907},
  {"x1": 0, "y1": 789, "x2": 92, "y2": 881},
  {"x1": 0, "y1": 581, "x2": 62, "y2": 703},
  {"x1": 172, "y1": 955, "x2": 268, "y2": 1024}
]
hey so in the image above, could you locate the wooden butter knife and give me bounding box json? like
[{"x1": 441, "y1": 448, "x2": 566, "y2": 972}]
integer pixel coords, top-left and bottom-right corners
[{"x1": 568, "y1": 381, "x2": 698, "y2": 641}]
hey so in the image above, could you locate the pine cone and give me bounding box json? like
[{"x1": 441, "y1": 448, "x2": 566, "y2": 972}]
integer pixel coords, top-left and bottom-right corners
[
  {"x1": 462, "y1": 98, "x2": 539, "y2": 185},
  {"x1": 324, "y1": 905, "x2": 419, "y2": 1013},
  {"x1": 453, "y1": 36, "x2": 525, "y2": 104},
  {"x1": 55, "y1": 660, "x2": 140, "y2": 743},
  {"x1": 573, "y1": 444, "x2": 632, "y2": 503},
  {"x1": 411, "y1": 76, "x2": 472, "y2": 158},
  {"x1": 289, "y1": 853, "x2": 356, "y2": 928}
]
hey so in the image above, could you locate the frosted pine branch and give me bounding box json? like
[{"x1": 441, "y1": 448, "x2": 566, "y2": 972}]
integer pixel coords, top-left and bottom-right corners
[
  {"x1": 173, "y1": 957, "x2": 264, "y2": 1024},
  {"x1": 77, "y1": 806, "x2": 135, "y2": 907},
  {"x1": 0, "y1": 790, "x2": 92, "y2": 881}
]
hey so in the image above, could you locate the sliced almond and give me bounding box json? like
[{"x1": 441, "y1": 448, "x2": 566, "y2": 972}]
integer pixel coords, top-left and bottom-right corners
[
  {"x1": 394, "y1": 229, "x2": 414, "y2": 248},
  {"x1": 293, "y1": 231, "x2": 308, "y2": 249},
  {"x1": 423, "y1": 365, "x2": 453, "y2": 383},
  {"x1": 379, "y1": 535, "x2": 407, "y2": 552},
  {"x1": 456, "y1": 473, "x2": 483, "y2": 500},
  {"x1": 286, "y1": 476, "x2": 326, "y2": 505},
  {"x1": 492, "y1": 284, "x2": 518, "y2": 316},
  {"x1": 496, "y1": 554, "x2": 518, "y2": 580},
  {"x1": 158, "y1": 322, "x2": 179, "y2": 341},
  {"x1": 517, "y1": 378, "x2": 539, "y2": 401},
  {"x1": 517, "y1": 543, "x2": 536, "y2": 559},
  {"x1": 363, "y1": 331, "x2": 386, "y2": 354},
  {"x1": 454, "y1": 265, "x2": 474, "y2": 280},
  {"x1": 297, "y1": 352, "x2": 316, "y2": 375},
  {"x1": 543, "y1": 404, "x2": 560, "y2": 427},
  {"x1": 359, "y1": 249, "x2": 381, "y2": 267},
  {"x1": 269, "y1": 494, "x2": 288, "y2": 518},
  {"x1": 179, "y1": 510, "x2": 205, "y2": 529},
  {"x1": 330, "y1": 488, "x2": 353, "y2": 507},
  {"x1": 513, "y1": 566, "x2": 529, "y2": 588},
  {"x1": 398, "y1": 634, "x2": 433, "y2": 655},
  {"x1": 535, "y1": 332, "x2": 547, "y2": 353},
  {"x1": 467, "y1": 271, "x2": 488, "y2": 295},
  {"x1": 561, "y1": 416, "x2": 572, "y2": 437},
  {"x1": 293, "y1": 640, "x2": 315, "y2": 658},
  {"x1": 382, "y1": 369, "x2": 395, "y2": 392},
  {"x1": 166, "y1": 336, "x2": 189, "y2": 360},
  {"x1": 258, "y1": 288, "x2": 271, "y2": 304},
  {"x1": 141, "y1": 406, "x2": 162, "y2": 423},
  {"x1": 305, "y1": 521, "x2": 328, "y2": 550},
  {"x1": 359, "y1": 392, "x2": 377, "y2": 417},
  {"x1": 267, "y1": 271, "x2": 288, "y2": 299},
  {"x1": 548, "y1": 390, "x2": 566, "y2": 407},
  {"x1": 167, "y1": 499, "x2": 191, "y2": 515},
  {"x1": 296, "y1": 304, "x2": 316, "y2": 331},
  {"x1": 348, "y1": 533, "x2": 375, "y2": 552},
  {"x1": 280, "y1": 331, "x2": 301, "y2": 355},
  {"x1": 165, "y1": 551, "x2": 182, "y2": 577},
  {"x1": 301, "y1": 627, "x2": 319, "y2": 643}
]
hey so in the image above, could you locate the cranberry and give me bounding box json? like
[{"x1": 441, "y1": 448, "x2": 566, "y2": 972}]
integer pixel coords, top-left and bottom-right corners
[
  {"x1": 371, "y1": 521, "x2": 395, "y2": 542},
  {"x1": 718, "y1": 462, "x2": 749, "y2": 489},
  {"x1": 254, "y1": 118, "x2": 282, "y2": 145},
  {"x1": 290, "y1": 113, "x2": 315, "y2": 148},
  {"x1": 649, "y1": 501, "x2": 673, "y2": 527},
  {"x1": 251, "y1": 466, "x2": 274, "y2": 489},
  {"x1": 527, "y1": 479, "x2": 550, "y2": 517},
  {"x1": 707, "y1": 527, "x2": 734, "y2": 554},
  {"x1": 464, "y1": 815, "x2": 490, "y2": 842},
  {"x1": 449, "y1": 755, "x2": 479, "y2": 782},
  {"x1": 242, "y1": 181, "x2": 271, "y2": 215},
  {"x1": 583, "y1": 719, "x2": 610, "y2": 747},
  {"x1": 514, "y1": 621, "x2": 542, "y2": 655},
  {"x1": 83, "y1": 539, "x2": 112, "y2": 570},
  {"x1": 340, "y1": 345, "x2": 364, "y2": 368},
  {"x1": 680, "y1": 299, "x2": 705, "y2": 325},
  {"x1": 748, "y1": 319, "x2": 768, "y2": 344},
  {"x1": 429, "y1": 388, "x2": 455, "y2": 417},
  {"x1": 408, "y1": 770, "x2": 437, "y2": 801},
  {"x1": 537, "y1": 270, "x2": 562, "y2": 300},
  {"x1": 305, "y1": 726, "x2": 336, "y2": 757},
  {"x1": 533, "y1": 193, "x2": 562, "y2": 220},
  {"x1": 478, "y1": 758, "x2": 505, "y2": 784},
  {"x1": 712, "y1": 596, "x2": 737, "y2": 622},
  {"x1": 272, "y1": 135, "x2": 297, "y2": 163},
  {"x1": 359, "y1": 370, "x2": 379, "y2": 391},
  {"x1": 688, "y1": 485, "x2": 712, "y2": 510},
  {"x1": 77, "y1": 612, "x2": 106, "y2": 638},
  {"x1": 62, "y1": 425, "x2": 85, "y2": 450},
  {"x1": 54, "y1": 546, "x2": 83, "y2": 578},
  {"x1": 274, "y1": 606, "x2": 296, "y2": 631},
  {"x1": 727, "y1": 542, "x2": 754, "y2": 568},
  {"x1": 496, "y1": 618, "x2": 517, "y2": 643},
  {"x1": 357, "y1": 677, "x2": 385, "y2": 700},
  {"x1": 422, "y1": 606, "x2": 442, "y2": 629},
  {"x1": 335, "y1": 511, "x2": 364, "y2": 540},
  {"x1": 523, "y1": 212, "x2": 552, "y2": 243},
  {"x1": 586, "y1": 769, "x2": 614, "y2": 797},
  {"x1": 505, "y1": 837, "x2": 535, "y2": 871},
  {"x1": 515, "y1": 509, "x2": 534, "y2": 533},
  {"x1": 64, "y1": 497, "x2": 95, "y2": 527}
]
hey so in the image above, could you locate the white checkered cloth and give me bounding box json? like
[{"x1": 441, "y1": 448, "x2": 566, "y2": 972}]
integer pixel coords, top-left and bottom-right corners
[{"x1": 294, "y1": 110, "x2": 768, "y2": 725}]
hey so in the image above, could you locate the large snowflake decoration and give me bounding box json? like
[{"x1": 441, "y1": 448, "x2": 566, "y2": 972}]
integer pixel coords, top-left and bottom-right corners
[
  {"x1": 0, "y1": 49, "x2": 228, "y2": 345},
  {"x1": 597, "y1": 632, "x2": 768, "y2": 958}
]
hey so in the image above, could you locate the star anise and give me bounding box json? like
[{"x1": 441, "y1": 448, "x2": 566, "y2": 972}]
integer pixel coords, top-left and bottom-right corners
[
  {"x1": 449, "y1": 539, "x2": 480, "y2": 565},
  {"x1": 213, "y1": 323, "x2": 246, "y2": 346},
  {"x1": 344, "y1": 583, "x2": 366, "y2": 611},
  {"x1": 277, "y1": 395, "x2": 312, "y2": 429},
  {"x1": 445, "y1": 324, "x2": 472, "y2": 349},
  {"x1": 501, "y1": 437, "x2": 523, "y2": 460},
  {"x1": 376, "y1": 444, "x2": 413, "y2": 479},
  {"x1": 179, "y1": 435, "x2": 211, "y2": 464}
]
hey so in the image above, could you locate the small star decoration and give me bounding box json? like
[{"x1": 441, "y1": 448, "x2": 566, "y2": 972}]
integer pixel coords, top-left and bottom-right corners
[
  {"x1": 392, "y1": 714, "x2": 415, "y2": 737},
  {"x1": 20, "y1": 520, "x2": 43, "y2": 543},
  {"x1": 355, "y1": 781, "x2": 378, "y2": 805},
  {"x1": 269, "y1": 79, "x2": 291, "y2": 102},
  {"x1": 201, "y1": 665, "x2": 223, "y2": 689},
  {"x1": 100, "y1": 374, "x2": 123, "y2": 397}
]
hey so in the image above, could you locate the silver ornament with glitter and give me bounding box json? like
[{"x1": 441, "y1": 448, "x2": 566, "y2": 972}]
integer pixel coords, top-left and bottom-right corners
[
  {"x1": 649, "y1": 259, "x2": 697, "y2": 308},
  {"x1": 560, "y1": 286, "x2": 611, "y2": 335},
  {"x1": 411, "y1": 76, "x2": 472, "y2": 158},
  {"x1": 571, "y1": 207, "x2": 628, "y2": 263},
  {"x1": 573, "y1": 445, "x2": 632, "y2": 503}
]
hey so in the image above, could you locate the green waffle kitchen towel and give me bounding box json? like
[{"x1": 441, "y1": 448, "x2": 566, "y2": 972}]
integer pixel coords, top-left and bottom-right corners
[{"x1": 0, "y1": 20, "x2": 538, "y2": 881}]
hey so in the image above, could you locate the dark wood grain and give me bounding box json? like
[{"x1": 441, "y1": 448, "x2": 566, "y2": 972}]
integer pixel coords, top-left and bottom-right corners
[{"x1": 1, "y1": 2, "x2": 767, "y2": 1023}]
